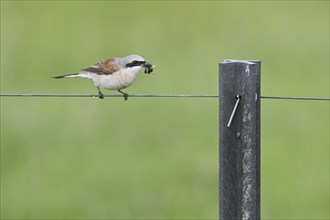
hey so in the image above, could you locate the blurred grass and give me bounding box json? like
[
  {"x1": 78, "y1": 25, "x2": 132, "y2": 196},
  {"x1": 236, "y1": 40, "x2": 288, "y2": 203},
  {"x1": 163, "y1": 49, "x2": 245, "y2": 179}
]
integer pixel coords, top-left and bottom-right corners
[{"x1": 1, "y1": 1, "x2": 329, "y2": 219}]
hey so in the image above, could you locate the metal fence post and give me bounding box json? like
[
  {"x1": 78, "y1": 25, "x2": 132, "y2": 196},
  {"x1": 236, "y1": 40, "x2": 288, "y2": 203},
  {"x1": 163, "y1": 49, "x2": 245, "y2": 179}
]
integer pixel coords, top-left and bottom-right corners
[{"x1": 219, "y1": 60, "x2": 261, "y2": 220}]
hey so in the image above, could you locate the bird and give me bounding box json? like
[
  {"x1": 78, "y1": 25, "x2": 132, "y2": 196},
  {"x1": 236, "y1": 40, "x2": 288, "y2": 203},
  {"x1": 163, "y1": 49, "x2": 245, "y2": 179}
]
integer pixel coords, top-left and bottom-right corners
[{"x1": 53, "y1": 54, "x2": 154, "y2": 100}]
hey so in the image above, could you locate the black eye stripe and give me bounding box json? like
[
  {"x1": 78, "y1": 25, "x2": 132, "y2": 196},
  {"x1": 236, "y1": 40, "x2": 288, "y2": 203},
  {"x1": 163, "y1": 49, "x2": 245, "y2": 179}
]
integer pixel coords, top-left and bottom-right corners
[{"x1": 126, "y1": 60, "x2": 145, "y2": 68}]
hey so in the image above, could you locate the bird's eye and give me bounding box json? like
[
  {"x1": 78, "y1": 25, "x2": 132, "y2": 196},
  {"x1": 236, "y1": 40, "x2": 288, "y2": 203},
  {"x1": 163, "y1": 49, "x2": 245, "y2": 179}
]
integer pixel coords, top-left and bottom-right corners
[{"x1": 126, "y1": 60, "x2": 145, "y2": 68}]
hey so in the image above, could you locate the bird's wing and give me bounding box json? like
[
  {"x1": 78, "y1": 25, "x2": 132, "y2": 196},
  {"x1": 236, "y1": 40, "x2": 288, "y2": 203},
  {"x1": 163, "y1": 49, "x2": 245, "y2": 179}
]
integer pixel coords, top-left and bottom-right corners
[{"x1": 82, "y1": 58, "x2": 119, "y2": 75}]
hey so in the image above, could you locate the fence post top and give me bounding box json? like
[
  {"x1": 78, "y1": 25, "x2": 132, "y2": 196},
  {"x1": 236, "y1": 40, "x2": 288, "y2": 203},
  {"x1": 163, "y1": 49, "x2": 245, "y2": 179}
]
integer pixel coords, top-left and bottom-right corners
[{"x1": 221, "y1": 59, "x2": 260, "y2": 64}]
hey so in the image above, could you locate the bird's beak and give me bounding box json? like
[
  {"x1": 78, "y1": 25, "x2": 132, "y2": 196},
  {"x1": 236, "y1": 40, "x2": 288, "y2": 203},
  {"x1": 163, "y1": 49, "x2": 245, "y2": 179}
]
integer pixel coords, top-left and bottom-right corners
[{"x1": 143, "y1": 62, "x2": 154, "y2": 74}]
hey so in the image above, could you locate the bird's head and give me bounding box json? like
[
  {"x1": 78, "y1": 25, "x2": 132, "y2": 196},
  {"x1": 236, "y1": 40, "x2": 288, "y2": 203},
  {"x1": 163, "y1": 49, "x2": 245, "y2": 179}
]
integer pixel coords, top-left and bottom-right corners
[{"x1": 120, "y1": 55, "x2": 154, "y2": 74}]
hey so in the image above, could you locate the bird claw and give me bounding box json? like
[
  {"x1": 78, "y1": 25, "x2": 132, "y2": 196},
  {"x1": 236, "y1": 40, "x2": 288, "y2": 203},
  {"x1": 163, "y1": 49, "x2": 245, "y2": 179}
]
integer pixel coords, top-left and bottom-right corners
[
  {"x1": 123, "y1": 93, "x2": 128, "y2": 101},
  {"x1": 98, "y1": 92, "x2": 104, "y2": 99},
  {"x1": 118, "y1": 90, "x2": 129, "y2": 101}
]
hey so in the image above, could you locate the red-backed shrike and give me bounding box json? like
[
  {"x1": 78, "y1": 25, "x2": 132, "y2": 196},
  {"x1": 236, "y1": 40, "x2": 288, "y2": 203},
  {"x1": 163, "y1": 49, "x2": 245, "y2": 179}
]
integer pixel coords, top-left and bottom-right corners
[{"x1": 53, "y1": 55, "x2": 154, "y2": 100}]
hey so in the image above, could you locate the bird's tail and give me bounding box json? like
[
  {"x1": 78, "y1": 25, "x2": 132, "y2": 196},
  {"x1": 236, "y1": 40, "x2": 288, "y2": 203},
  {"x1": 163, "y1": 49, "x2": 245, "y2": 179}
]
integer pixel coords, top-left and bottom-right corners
[{"x1": 52, "y1": 72, "x2": 91, "y2": 79}]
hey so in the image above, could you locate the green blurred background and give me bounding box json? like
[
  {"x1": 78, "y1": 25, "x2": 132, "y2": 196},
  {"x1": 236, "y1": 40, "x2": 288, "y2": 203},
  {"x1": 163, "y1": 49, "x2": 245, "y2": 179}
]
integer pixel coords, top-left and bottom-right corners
[{"x1": 1, "y1": 1, "x2": 329, "y2": 219}]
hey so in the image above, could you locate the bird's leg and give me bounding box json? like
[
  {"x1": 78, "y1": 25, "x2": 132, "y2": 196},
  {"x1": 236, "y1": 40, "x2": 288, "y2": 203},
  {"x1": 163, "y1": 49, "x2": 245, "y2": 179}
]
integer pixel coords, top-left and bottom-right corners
[
  {"x1": 118, "y1": 90, "x2": 129, "y2": 101},
  {"x1": 97, "y1": 87, "x2": 104, "y2": 99}
]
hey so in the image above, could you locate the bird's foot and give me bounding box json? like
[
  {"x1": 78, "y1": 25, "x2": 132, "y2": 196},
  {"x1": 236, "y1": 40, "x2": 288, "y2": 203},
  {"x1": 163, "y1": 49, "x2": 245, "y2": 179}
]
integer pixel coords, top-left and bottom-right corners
[
  {"x1": 123, "y1": 93, "x2": 128, "y2": 101},
  {"x1": 97, "y1": 87, "x2": 104, "y2": 99},
  {"x1": 118, "y1": 90, "x2": 129, "y2": 101},
  {"x1": 98, "y1": 91, "x2": 104, "y2": 99}
]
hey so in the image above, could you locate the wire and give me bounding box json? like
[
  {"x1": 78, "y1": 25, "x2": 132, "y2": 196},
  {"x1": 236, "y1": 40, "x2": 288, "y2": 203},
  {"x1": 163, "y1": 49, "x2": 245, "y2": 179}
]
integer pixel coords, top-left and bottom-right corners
[
  {"x1": 260, "y1": 96, "x2": 330, "y2": 101},
  {"x1": 0, "y1": 94, "x2": 217, "y2": 98},
  {"x1": 0, "y1": 94, "x2": 329, "y2": 101}
]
